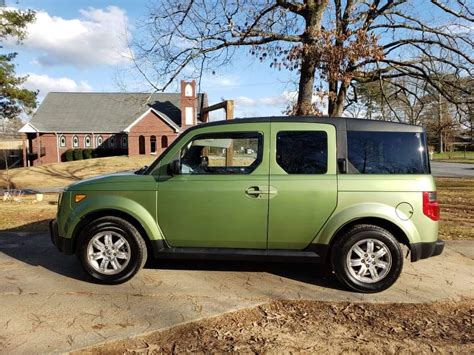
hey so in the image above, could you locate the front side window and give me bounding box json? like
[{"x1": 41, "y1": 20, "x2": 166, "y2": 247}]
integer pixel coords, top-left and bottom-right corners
[
  {"x1": 72, "y1": 135, "x2": 79, "y2": 148},
  {"x1": 179, "y1": 132, "x2": 262, "y2": 175},
  {"x1": 276, "y1": 131, "x2": 328, "y2": 174},
  {"x1": 347, "y1": 131, "x2": 429, "y2": 174}
]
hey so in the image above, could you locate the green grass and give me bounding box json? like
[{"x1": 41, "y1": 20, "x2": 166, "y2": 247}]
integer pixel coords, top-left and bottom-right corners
[{"x1": 431, "y1": 151, "x2": 474, "y2": 164}]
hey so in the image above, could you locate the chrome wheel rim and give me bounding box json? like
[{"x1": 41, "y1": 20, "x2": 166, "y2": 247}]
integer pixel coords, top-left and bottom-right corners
[
  {"x1": 346, "y1": 238, "x2": 392, "y2": 284},
  {"x1": 87, "y1": 231, "x2": 131, "y2": 275}
]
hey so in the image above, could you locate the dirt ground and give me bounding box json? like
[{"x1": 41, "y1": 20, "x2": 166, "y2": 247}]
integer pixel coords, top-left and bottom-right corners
[{"x1": 80, "y1": 299, "x2": 473, "y2": 354}]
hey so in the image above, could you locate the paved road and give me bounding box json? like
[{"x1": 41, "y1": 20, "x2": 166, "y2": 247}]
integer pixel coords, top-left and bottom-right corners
[
  {"x1": 0, "y1": 232, "x2": 472, "y2": 353},
  {"x1": 431, "y1": 161, "x2": 474, "y2": 177}
]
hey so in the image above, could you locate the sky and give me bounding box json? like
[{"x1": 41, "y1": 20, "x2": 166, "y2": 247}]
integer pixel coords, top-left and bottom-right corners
[
  {"x1": 3, "y1": 0, "x2": 299, "y2": 120},
  {"x1": 2, "y1": 0, "x2": 471, "y2": 121}
]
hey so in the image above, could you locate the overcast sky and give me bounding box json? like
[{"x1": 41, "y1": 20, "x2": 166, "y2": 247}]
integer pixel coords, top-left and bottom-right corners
[{"x1": 3, "y1": 0, "x2": 302, "y2": 120}]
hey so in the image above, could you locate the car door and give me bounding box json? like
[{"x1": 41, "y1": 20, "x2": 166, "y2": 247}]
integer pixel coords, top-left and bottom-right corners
[
  {"x1": 268, "y1": 122, "x2": 338, "y2": 249},
  {"x1": 156, "y1": 123, "x2": 270, "y2": 249}
]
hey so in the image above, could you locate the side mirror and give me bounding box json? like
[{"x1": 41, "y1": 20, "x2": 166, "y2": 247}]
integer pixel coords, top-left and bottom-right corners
[{"x1": 167, "y1": 159, "x2": 180, "y2": 176}]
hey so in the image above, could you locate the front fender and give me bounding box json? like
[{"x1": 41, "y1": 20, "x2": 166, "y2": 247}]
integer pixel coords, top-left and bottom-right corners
[
  {"x1": 313, "y1": 203, "x2": 421, "y2": 245},
  {"x1": 64, "y1": 194, "x2": 164, "y2": 241}
]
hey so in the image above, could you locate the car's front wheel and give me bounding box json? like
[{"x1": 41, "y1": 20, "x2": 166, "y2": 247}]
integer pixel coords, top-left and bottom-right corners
[
  {"x1": 330, "y1": 224, "x2": 403, "y2": 293},
  {"x1": 76, "y1": 216, "x2": 147, "y2": 284}
]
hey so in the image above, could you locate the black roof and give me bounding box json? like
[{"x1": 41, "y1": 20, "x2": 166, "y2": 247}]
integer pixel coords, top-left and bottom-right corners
[{"x1": 195, "y1": 116, "x2": 425, "y2": 133}]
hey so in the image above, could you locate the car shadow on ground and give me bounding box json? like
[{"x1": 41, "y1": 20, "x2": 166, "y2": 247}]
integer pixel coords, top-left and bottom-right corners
[
  {"x1": 0, "y1": 222, "x2": 344, "y2": 290},
  {"x1": 146, "y1": 258, "x2": 345, "y2": 290}
]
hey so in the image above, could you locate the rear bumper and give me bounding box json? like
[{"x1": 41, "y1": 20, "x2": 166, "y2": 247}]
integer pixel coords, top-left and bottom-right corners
[
  {"x1": 410, "y1": 239, "x2": 444, "y2": 262},
  {"x1": 49, "y1": 219, "x2": 74, "y2": 255}
]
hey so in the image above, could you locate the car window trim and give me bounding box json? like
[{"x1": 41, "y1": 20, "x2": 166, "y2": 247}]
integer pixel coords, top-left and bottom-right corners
[{"x1": 177, "y1": 131, "x2": 265, "y2": 176}]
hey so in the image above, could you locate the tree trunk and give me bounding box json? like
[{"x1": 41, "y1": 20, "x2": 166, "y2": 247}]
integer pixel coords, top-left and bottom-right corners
[
  {"x1": 295, "y1": 0, "x2": 329, "y2": 116},
  {"x1": 296, "y1": 53, "x2": 317, "y2": 115},
  {"x1": 331, "y1": 81, "x2": 348, "y2": 116},
  {"x1": 327, "y1": 79, "x2": 337, "y2": 116},
  {"x1": 438, "y1": 92, "x2": 444, "y2": 153}
]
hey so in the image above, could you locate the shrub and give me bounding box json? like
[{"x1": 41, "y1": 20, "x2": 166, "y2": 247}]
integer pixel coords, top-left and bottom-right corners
[
  {"x1": 83, "y1": 149, "x2": 93, "y2": 159},
  {"x1": 73, "y1": 149, "x2": 83, "y2": 160},
  {"x1": 64, "y1": 149, "x2": 74, "y2": 162}
]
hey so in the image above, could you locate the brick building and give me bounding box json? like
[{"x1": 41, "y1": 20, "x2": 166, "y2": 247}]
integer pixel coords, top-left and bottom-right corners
[{"x1": 18, "y1": 81, "x2": 207, "y2": 166}]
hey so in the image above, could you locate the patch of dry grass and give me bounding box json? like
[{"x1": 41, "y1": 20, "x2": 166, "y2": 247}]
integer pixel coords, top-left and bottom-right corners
[
  {"x1": 0, "y1": 156, "x2": 155, "y2": 189},
  {"x1": 436, "y1": 178, "x2": 474, "y2": 240},
  {"x1": 0, "y1": 193, "x2": 58, "y2": 232}
]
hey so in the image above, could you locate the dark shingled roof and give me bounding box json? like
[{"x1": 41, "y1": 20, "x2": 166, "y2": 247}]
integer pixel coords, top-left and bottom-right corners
[{"x1": 28, "y1": 92, "x2": 206, "y2": 133}]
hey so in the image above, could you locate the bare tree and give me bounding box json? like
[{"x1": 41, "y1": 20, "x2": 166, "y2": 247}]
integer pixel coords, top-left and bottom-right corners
[{"x1": 135, "y1": 0, "x2": 472, "y2": 116}]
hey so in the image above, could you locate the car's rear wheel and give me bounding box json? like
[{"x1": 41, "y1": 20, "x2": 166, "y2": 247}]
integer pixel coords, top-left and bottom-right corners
[
  {"x1": 76, "y1": 216, "x2": 147, "y2": 284},
  {"x1": 330, "y1": 224, "x2": 403, "y2": 293}
]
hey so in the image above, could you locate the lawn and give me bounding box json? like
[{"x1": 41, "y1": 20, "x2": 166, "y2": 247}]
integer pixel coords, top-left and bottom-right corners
[
  {"x1": 431, "y1": 151, "x2": 474, "y2": 164},
  {"x1": 0, "y1": 156, "x2": 155, "y2": 189}
]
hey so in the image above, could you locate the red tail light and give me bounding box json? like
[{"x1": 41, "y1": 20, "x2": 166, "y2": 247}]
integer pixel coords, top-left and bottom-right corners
[{"x1": 423, "y1": 192, "x2": 440, "y2": 221}]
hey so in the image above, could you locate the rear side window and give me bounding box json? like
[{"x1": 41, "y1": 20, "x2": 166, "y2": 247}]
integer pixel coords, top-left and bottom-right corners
[
  {"x1": 276, "y1": 131, "x2": 327, "y2": 174},
  {"x1": 347, "y1": 131, "x2": 429, "y2": 174}
]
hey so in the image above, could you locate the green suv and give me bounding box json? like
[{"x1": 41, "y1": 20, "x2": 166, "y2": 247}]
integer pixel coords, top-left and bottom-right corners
[{"x1": 50, "y1": 117, "x2": 444, "y2": 293}]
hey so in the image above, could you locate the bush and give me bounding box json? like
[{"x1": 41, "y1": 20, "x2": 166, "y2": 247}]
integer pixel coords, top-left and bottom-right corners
[
  {"x1": 83, "y1": 149, "x2": 93, "y2": 159},
  {"x1": 73, "y1": 149, "x2": 83, "y2": 160},
  {"x1": 64, "y1": 149, "x2": 74, "y2": 162}
]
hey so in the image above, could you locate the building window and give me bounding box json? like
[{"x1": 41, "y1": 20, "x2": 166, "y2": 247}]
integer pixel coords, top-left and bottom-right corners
[
  {"x1": 139, "y1": 135, "x2": 145, "y2": 155},
  {"x1": 59, "y1": 135, "x2": 66, "y2": 148},
  {"x1": 121, "y1": 135, "x2": 128, "y2": 149},
  {"x1": 161, "y1": 136, "x2": 168, "y2": 148},
  {"x1": 97, "y1": 135, "x2": 103, "y2": 147},
  {"x1": 72, "y1": 135, "x2": 79, "y2": 148},
  {"x1": 150, "y1": 135, "x2": 157, "y2": 153},
  {"x1": 109, "y1": 135, "x2": 116, "y2": 148},
  {"x1": 84, "y1": 135, "x2": 92, "y2": 147}
]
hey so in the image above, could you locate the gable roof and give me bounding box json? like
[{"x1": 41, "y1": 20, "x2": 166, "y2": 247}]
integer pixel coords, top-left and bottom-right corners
[
  {"x1": 25, "y1": 92, "x2": 206, "y2": 133},
  {"x1": 123, "y1": 107, "x2": 181, "y2": 133}
]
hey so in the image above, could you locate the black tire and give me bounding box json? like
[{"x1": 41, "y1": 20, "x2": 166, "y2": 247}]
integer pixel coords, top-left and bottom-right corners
[
  {"x1": 76, "y1": 216, "x2": 147, "y2": 284},
  {"x1": 330, "y1": 224, "x2": 403, "y2": 293}
]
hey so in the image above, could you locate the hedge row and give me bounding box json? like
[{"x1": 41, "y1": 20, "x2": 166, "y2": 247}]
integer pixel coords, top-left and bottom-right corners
[{"x1": 63, "y1": 148, "x2": 127, "y2": 161}]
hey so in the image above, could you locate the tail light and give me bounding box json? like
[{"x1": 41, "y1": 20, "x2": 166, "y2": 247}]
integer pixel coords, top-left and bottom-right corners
[{"x1": 423, "y1": 192, "x2": 440, "y2": 221}]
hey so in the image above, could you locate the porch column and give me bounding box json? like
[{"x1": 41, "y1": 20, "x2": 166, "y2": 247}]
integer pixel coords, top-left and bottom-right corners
[
  {"x1": 36, "y1": 132, "x2": 40, "y2": 166},
  {"x1": 22, "y1": 134, "x2": 27, "y2": 167}
]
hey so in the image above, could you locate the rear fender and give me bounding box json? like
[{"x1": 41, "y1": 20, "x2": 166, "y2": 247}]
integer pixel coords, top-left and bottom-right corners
[{"x1": 314, "y1": 203, "x2": 421, "y2": 245}]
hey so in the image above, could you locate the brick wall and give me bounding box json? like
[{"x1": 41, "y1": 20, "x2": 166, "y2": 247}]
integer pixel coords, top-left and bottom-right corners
[
  {"x1": 28, "y1": 132, "x2": 127, "y2": 165},
  {"x1": 128, "y1": 110, "x2": 178, "y2": 156}
]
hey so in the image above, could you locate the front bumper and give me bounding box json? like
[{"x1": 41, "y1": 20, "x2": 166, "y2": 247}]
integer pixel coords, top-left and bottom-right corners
[
  {"x1": 49, "y1": 219, "x2": 74, "y2": 255},
  {"x1": 410, "y1": 239, "x2": 445, "y2": 262}
]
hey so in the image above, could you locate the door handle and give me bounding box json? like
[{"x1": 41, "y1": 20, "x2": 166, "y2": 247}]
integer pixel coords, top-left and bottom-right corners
[
  {"x1": 245, "y1": 186, "x2": 278, "y2": 198},
  {"x1": 245, "y1": 187, "x2": 261, "y2": 196}
]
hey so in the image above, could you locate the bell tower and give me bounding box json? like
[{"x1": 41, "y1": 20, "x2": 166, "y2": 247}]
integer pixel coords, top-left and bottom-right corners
[{"x1": 180, "y1": 80, "x2": 197, "y2": 129}]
